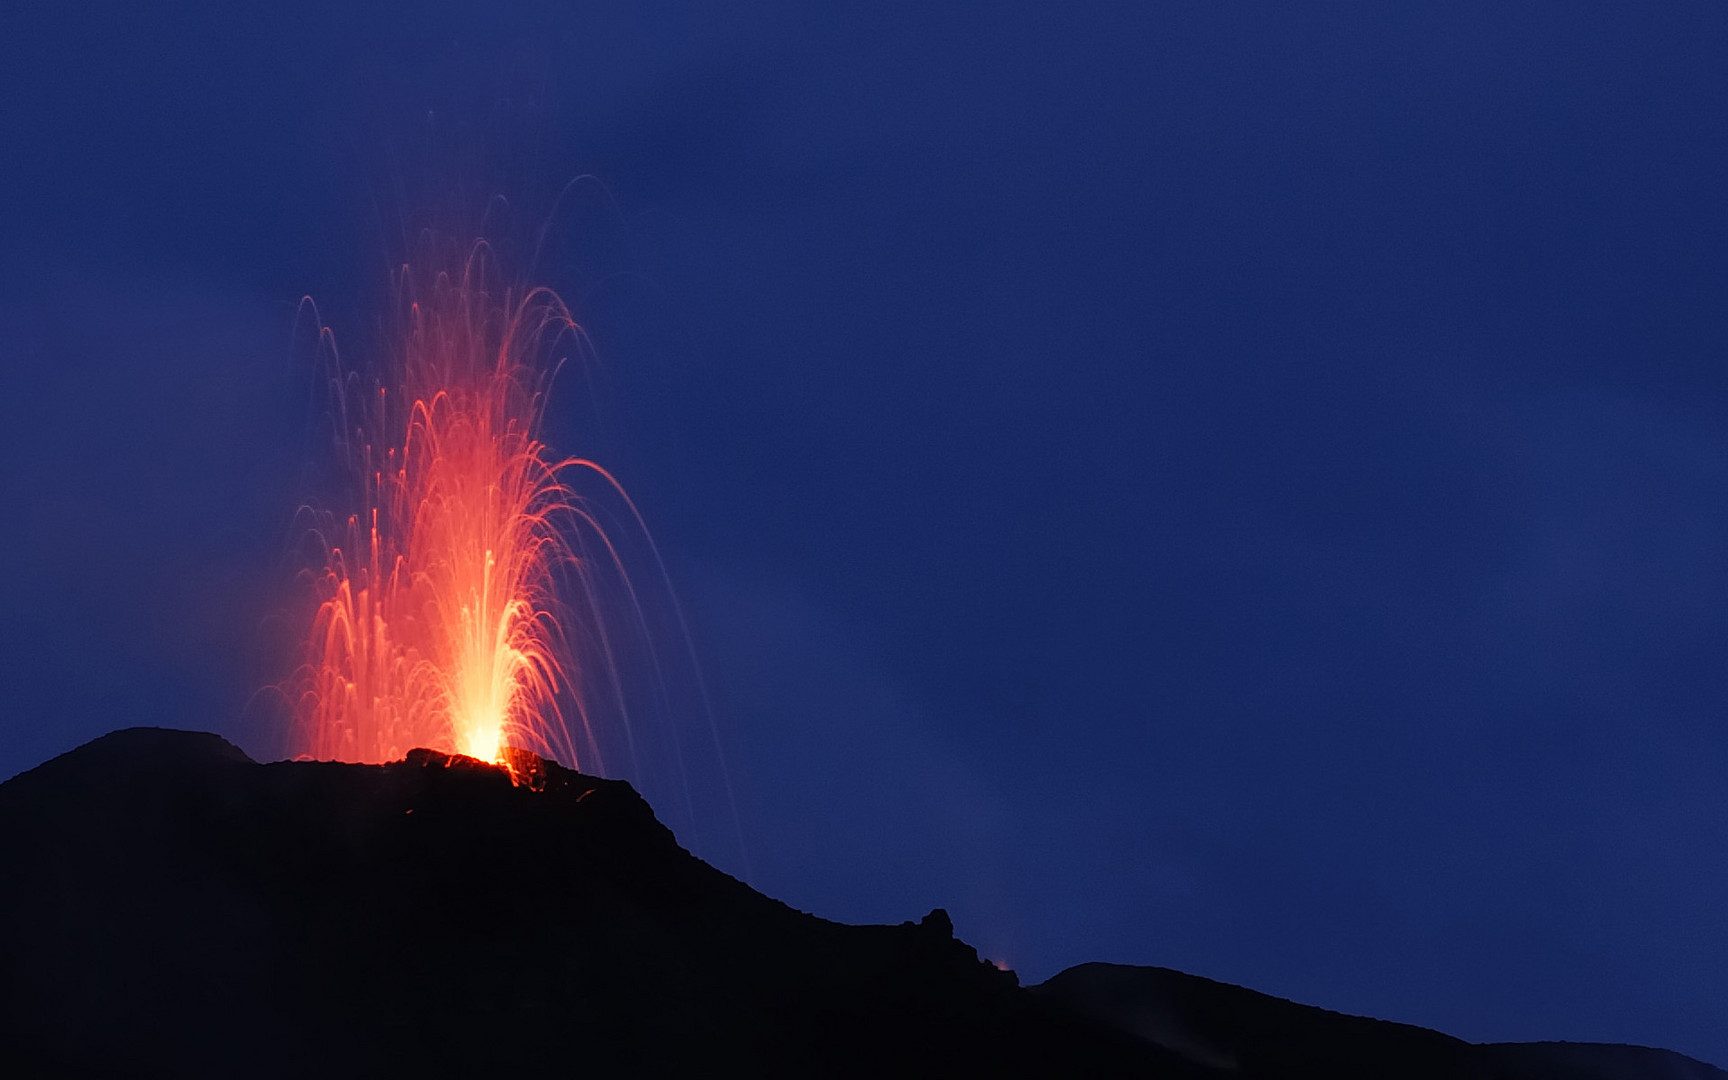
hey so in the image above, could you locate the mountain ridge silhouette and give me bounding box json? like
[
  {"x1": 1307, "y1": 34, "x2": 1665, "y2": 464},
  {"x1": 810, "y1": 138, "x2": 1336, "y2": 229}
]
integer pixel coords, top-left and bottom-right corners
[{"x1": 0, "y1": 728, "x2": 1717, "y2": 1079}]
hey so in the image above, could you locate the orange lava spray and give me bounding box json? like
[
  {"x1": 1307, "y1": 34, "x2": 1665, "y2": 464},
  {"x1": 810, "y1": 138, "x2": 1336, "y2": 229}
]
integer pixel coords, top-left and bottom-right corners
[{"x1": 291, "y1": 240, "x2": 619, "y2": 772}]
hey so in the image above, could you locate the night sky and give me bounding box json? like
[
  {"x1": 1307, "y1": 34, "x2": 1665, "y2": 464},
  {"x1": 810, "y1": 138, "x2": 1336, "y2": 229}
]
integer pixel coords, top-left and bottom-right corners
[{"x1": 3, "y1": 1, "x2": 1726, "y2": 1065}]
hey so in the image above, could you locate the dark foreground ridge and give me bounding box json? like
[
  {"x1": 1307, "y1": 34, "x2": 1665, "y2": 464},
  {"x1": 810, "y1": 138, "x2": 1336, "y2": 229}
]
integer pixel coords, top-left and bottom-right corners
[{"x1": 0, "y1": 729, "x2": 1719, "y2": 1079}]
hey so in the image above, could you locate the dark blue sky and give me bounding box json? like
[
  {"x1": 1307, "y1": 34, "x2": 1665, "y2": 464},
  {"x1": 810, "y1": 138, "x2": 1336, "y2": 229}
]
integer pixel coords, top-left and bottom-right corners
[{"x1": 2, "y1": 1, "x2": 1725, "y2": 1065}]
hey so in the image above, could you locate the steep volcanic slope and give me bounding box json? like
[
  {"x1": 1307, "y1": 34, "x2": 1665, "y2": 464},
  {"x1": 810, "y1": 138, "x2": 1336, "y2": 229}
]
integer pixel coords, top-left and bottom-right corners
[
  {"x1": 1, "y1": 729, "x2": 1721, "y2": 1079},
  {"x1": 0, "y1": 728, "x2": 1174, "y2": 1078}
]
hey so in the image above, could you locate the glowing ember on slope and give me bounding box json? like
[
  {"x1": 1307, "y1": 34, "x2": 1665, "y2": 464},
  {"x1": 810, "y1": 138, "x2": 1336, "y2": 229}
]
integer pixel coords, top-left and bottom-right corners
[{"x1": 291, "y1": 240, "x2": 632, "y2": 776}]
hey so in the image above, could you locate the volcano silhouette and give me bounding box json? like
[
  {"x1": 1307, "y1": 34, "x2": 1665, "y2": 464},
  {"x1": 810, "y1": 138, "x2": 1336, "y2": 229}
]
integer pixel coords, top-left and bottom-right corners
[{"x1": 0, "y1": 728, "x2": 1720, "y2": 1079}]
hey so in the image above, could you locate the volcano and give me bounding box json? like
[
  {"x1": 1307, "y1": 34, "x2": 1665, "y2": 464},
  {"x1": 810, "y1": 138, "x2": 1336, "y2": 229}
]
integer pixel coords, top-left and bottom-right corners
[{"x1": 0, "y1": 729, "x2": 1719, "y2": 1079}]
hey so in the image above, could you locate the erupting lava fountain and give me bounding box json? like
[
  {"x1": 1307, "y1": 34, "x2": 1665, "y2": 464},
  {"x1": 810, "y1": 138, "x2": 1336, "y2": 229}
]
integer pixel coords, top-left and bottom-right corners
[{"x1": 291, "y1": 240, "x2": 636, "y2": 774}]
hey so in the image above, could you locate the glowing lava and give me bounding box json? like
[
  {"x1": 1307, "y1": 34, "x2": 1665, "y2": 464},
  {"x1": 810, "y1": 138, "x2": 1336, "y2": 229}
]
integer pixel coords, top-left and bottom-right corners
[{"x1": 292, "y1": 242, "x2": 612, "y2": 773}]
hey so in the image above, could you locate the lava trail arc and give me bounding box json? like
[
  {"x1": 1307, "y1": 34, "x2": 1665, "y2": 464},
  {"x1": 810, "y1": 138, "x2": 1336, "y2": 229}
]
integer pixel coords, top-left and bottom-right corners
[{"x1": 292, "y1": 240, "x2": 640, "y2": 772}]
